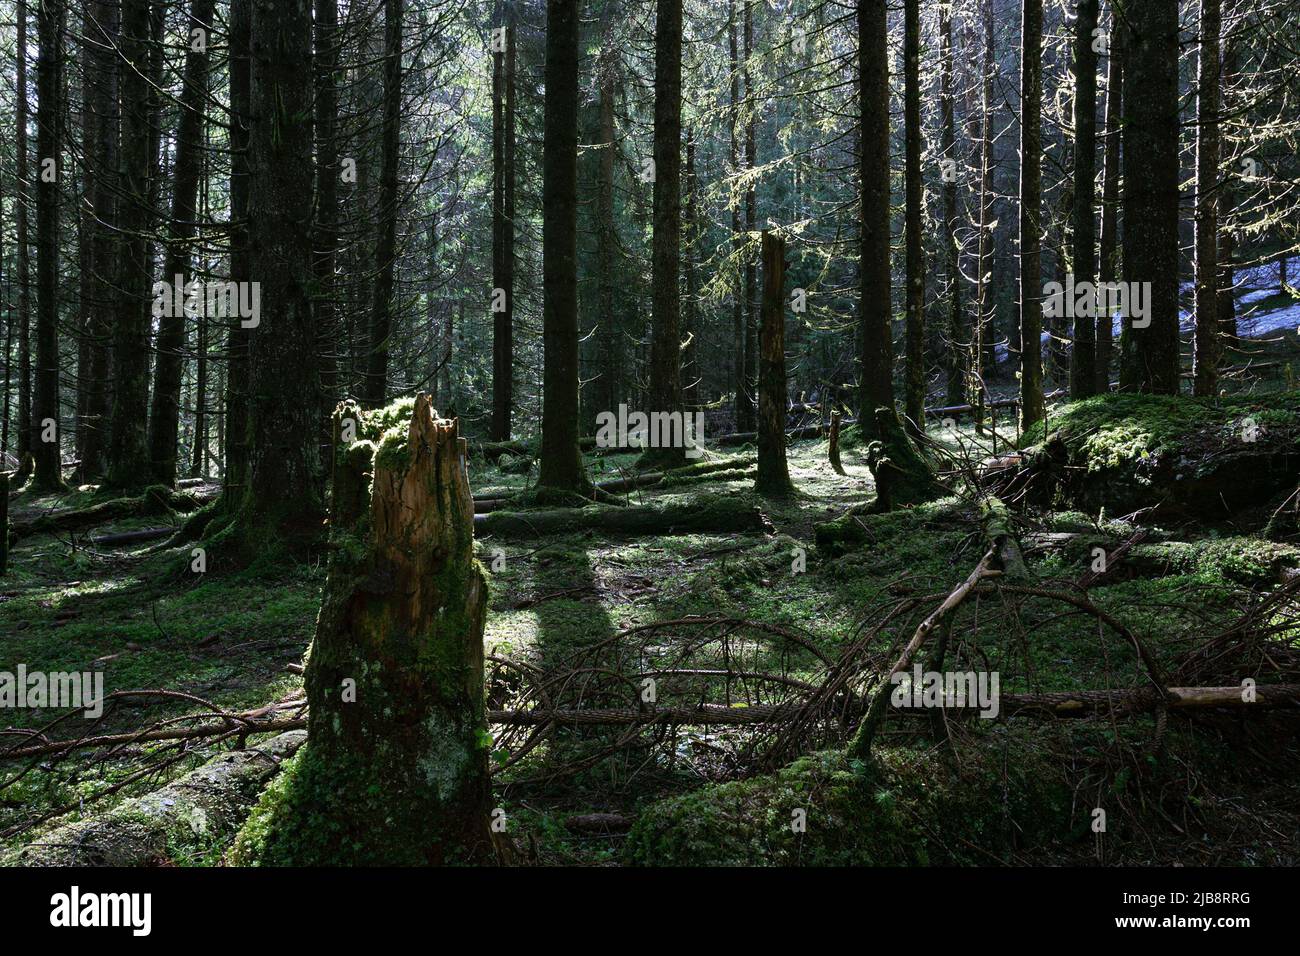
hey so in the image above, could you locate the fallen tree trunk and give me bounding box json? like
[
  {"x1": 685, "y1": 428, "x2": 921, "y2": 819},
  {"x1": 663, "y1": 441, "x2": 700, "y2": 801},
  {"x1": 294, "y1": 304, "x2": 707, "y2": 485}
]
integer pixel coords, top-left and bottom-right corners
[
  {"x1": 10, "y1": 486, "x2": 211, "y2": 538},
  {"x1": 473, "y1": 458, "x2": 754, "y2": 513},
  {"x1": 717, "y1": 422, "x2": 829, "y2": 447},
  {"x1": 926, "y1": 389, "x2": 1065, "y2": 419},
  {"x1": 9, "y1": 730, "x2": 305, "y2": 867},
  {"x1": 475, "y1": 494, "x2": 774, "y2": 539},
  {"x1": 88, "y1": 526, "x2": 176, "y2": 547},
  {"x1": 978, "y1": 496, "x2": 1028, "y2": 579}
]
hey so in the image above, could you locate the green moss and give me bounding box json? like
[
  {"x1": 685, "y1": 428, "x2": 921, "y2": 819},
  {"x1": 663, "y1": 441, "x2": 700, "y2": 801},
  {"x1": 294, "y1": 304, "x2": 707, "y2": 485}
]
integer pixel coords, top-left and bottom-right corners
[
  {"x1": 625, "y1": 733, "x2": 1071, "y2": 866},
  {"x1": 373, "y1": 425, "x2": 412, "y2": 473}
]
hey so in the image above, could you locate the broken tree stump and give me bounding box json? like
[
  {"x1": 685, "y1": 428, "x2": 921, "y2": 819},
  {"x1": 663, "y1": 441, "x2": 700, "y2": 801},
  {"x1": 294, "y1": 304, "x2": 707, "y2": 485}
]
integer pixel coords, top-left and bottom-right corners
[
  {"x1": 865, "y1": 407, "x2": 945, "y2": 510},
  {"x1": 828, "y1": 411, "x2": 846, "y2": 475},
  {"x1": 231, "y1": 395, "x2": 493, "y2": 865}
]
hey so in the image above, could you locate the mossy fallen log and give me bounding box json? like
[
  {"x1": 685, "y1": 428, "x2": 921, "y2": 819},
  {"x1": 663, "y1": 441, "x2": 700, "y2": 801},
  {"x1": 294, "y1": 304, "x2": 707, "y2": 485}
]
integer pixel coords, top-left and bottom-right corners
[
  {"x1": 475, "y1": 494, "x2": 774, "y2": 539},
  {"x1": 8, "y1": 731, "x2": 305, "y2": 867},
  {"x1": 814, "y1": 497, "x2": 967, "y2": 557},
  {"x1": 978, "y1": 496, "x2": 1029, "y2": 579},
  {"x1": 11, "y1": 485, "x2": 209, "y2": 539}
]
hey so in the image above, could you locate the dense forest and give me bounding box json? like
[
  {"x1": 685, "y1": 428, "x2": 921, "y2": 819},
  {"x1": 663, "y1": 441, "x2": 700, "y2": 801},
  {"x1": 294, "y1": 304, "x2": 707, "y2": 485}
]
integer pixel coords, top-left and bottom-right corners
[{"x1": 0, "y1": 0, "x2": 1298, "y2": 885}]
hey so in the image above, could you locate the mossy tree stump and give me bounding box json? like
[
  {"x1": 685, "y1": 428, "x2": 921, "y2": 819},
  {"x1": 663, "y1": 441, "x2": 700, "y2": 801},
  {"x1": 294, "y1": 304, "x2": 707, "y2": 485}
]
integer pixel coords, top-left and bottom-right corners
[
  {"x1": 865, "y1": 406, "x2": 943, "y2": 510},
  {"x1": 233, "y1": 395, "x2": 492, "y2": 865}
]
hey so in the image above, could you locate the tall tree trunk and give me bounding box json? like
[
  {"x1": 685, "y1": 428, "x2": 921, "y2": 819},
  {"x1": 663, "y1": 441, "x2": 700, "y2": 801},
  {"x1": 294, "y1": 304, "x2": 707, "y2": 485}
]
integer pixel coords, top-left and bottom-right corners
[
  {"x1": 940, "y1": 3, "x2": 964, "y2": 408},
  {"x1": 147, "y1": 0, "x2": 215, "y2": 486},
  {"x1": 644, "y1": 0, "x2": 684, "y2": 468},
  {"x1": 1193, "y1": 0, "x2": 1222, "y2": 396},
  {"x1": 223, "y1": 0, "x2": 252, "y2": 507},
  {"x1": 1069, "y1": 0, "x2": 1099, "y2": 399},
  {"x1": 363, "y1": 0, "x2": 403, "y2": 408},
  {"x1": 105, "y1": 0, "x2": 154, "y2": 488},
  {"x1": 232, "y1": 0, "x2": 322, "y2": 545},
  {"x1": 756, "y1": 232, "x2": 794, "y2": 498},
  {"x1": 738, "y1": 0, "x2": 757, "y2": 434},
  {"x1": 1095, "y1": 13, "x2": 1123, "y2": 393},
  {"x1": 974, "y1": 0, "x2": 996, "y2": 432},
  {"x1": 75, "y1": 37, "x2": 93, "y2": 475},
  {"x1": 314, "y1": 0, "x2": 340, "y2": 447},
  {"x1": 1019, "y1": 0, "x2": 1044, "y2": 432},
  {"x1": 538, "y1": 0, "x2": 588, "y2": 493},
  {"x1": 683, "y1": 128, "x2": 700, "y2": 408},
  {"x1": 490, "y1": 11, "x2": 514, "y2": 440},
  {"x1": 857, "y1": 0, "x2": 894, "y2": 438},
  {"x1": 15, "y1": 0, "x2": 31, "y2": 473},
  {"x1": 77, "y1": 0, "x2": 118, "y2": 481},
  {"x1": 1, "y1": 157, "x2": 10, "y2": 458},
  {"x1": 32, "y1": 0, "x2": 66, "y2": 492},
  {"x1": 1120, "y1": 0, "x2": 1181, "y2": 394},
  {"x1": 503, "y1": 17, "x2": 515, "y2": 425},
  {"x1": 728, "y1": 0, "x2": 743, "y2": 429},
  {"x1": 902, "y1": 0, "x2": 925, "y2": 437},
  {"x1": 1216, "y1": 29, "x2": 1238, "y2": 344},
  {"x1": 595, "y1": 29, "x2": 619, "y2": 420}
]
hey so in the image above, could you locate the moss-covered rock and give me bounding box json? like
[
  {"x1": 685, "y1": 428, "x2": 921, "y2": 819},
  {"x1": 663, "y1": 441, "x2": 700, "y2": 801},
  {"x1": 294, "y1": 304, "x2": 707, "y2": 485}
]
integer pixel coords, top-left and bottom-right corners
[
  {"x1": 624, "y1": 735, "x2": 1071, "y2": 866},
  {"x1": 1014, "y1": 392, "x2": 1300, "y2": 519},
  {"x1": 12, "y1": 731, "x2": 305, "y2": 867}
]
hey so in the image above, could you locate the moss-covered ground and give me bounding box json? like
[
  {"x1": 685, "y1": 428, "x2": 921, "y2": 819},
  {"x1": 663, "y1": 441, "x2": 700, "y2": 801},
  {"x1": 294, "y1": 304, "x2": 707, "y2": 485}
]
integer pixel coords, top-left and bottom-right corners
[{"x1": 2, "y1": 389, "x2": 1298, "y2": 866}]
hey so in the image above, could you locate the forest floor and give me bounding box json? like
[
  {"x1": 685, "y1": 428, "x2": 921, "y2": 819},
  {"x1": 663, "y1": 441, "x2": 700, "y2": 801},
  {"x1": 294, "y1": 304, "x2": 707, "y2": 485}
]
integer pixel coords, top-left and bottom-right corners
[{"x1": 3, "y1": 331, "x2": 1299, "y2": 866}]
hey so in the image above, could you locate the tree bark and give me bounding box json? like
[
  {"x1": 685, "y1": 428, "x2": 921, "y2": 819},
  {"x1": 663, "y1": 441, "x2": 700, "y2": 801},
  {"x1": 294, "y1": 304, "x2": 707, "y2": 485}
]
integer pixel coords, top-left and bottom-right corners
[
  {"x1": 1019, "y1": 0, "x2": 1044, "y2": 432},
  {"x1": 756, "y1": 232, "x2": 794, "y2": 498}
]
